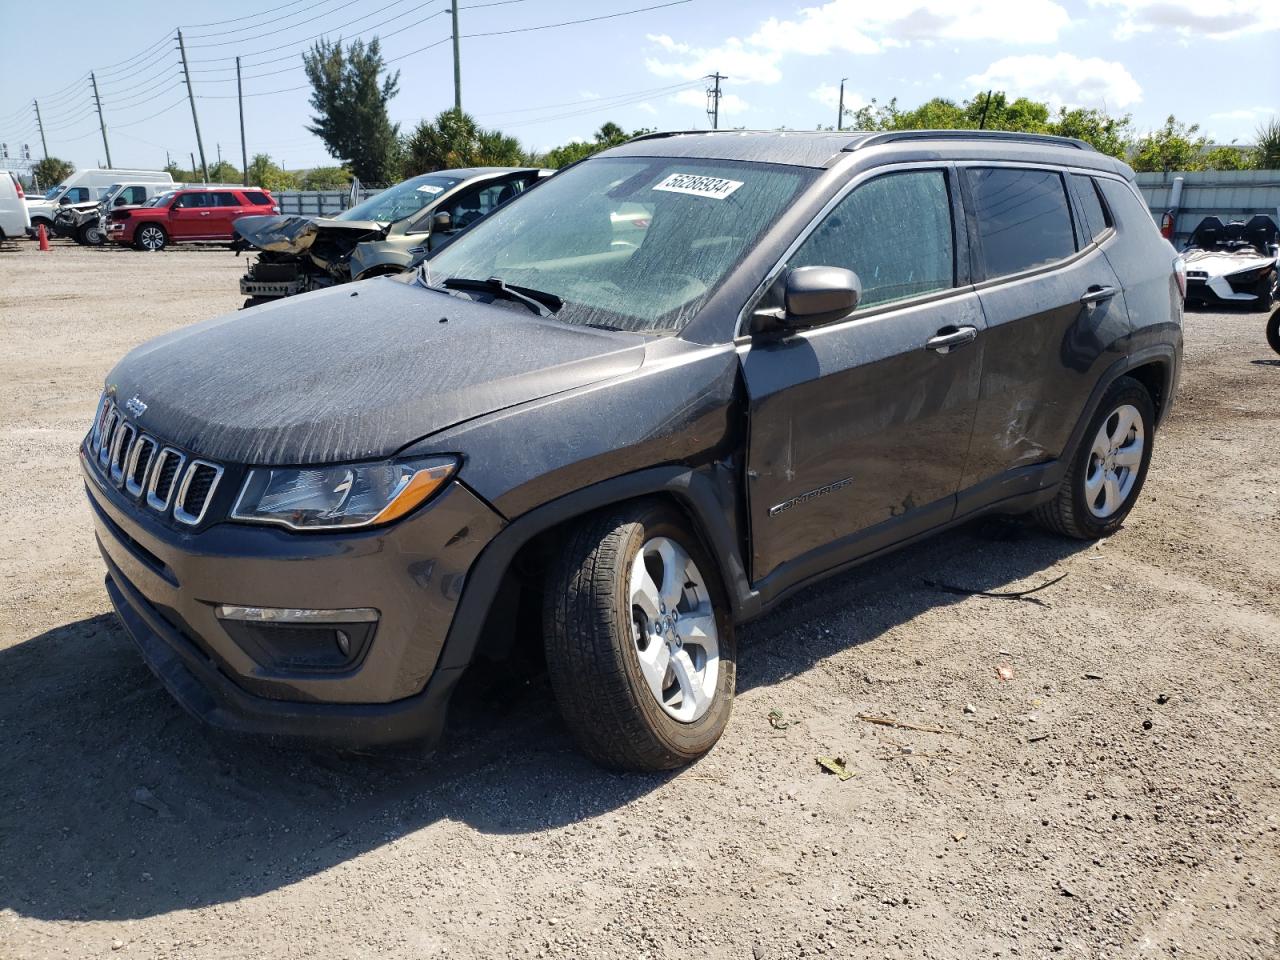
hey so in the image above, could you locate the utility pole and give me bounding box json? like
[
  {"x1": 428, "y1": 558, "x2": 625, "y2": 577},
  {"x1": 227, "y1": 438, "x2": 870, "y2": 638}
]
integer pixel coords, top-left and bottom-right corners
[
  {"x1": 190, "y1": 152, "x2": 197, "y2": 178},
  {"x1": 706, "y1": 72, "x2": 726, "y2": 130},
  {"x1": 176, "y1": 30, "x2": 209, "y2": 183},
  {"x1": 450, "y1": 4, "x2": 462, "y2": 113},
  {"x1": 236, "y1": 56, "x2": 249, "y2": 185},
  {"x1": 89, "y1": 73, "x2": 112, "y2": 167},
  {"x1": 837, "y1": 77, "x2": 847, "y2": 131},
  {"x1": 32, "y1": 100, "x2": 48, "y2": 159},
  {"x1": 977, "y1": 89, "x2": 993, "y2": 130}
]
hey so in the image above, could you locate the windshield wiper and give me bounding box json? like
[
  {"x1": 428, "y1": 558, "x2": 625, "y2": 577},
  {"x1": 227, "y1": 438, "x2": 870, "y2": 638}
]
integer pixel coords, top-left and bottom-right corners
[{"x1": 440, "y1": 276, "x2": 563, "y2": 317}]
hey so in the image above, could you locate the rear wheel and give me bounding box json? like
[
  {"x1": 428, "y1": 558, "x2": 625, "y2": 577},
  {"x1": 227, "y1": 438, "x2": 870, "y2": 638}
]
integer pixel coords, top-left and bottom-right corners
[
  {"x1": 1034, "y1": 376, "x2": 1154, "y2": 540},
  {"x1": 543, "y1": 501, "x2": 735, "y2": 771},
  {"x1": 134, "y1": 224, "x2": 167, "y2": 252},
  {"x1": 1266, "y1": 306, "x2": 1280, "y2": 356}
]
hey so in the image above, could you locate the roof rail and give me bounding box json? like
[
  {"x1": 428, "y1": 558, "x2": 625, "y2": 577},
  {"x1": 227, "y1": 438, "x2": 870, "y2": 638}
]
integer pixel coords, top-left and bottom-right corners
[{"x1": 846, "y1": 130, "x2": 1095, "y2": 153}]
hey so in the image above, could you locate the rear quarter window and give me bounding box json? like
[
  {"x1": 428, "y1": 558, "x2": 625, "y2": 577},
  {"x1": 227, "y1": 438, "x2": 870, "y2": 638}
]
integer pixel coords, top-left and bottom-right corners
[
  {"x1": 967, "y1": 167, "x2": 1077, "y2": 279},
  {"x1": 1071, "y1": 174, "x2": 1112, "y2": 241},
  {"x1": 244, "y1": 191, "x2": 272, "y2": 206}
]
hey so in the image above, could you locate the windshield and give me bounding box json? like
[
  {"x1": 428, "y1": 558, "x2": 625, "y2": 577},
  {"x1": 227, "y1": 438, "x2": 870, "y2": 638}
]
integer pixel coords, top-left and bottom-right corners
[
  {"x1": 339, "y1": 174, "x2": 463, "y2": 224},
  {"x1": 44, "y1": 184, "x2": 66, "y2": 200},
  {"x1": 143, "y1": 192, "x2": 173, "y2": 208},
  {"x1": 424, "y1": 157, "x2": 813, "y2": 334}
]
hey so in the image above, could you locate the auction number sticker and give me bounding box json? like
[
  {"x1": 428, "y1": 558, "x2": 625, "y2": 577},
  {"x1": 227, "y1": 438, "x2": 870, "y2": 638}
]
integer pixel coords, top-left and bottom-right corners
[
  {"x1": 653, "y1": 173, "x2": 744, "y2": 200},
  {"x1": 417, "y1": 184, "x2": 445, "y2": 194}
]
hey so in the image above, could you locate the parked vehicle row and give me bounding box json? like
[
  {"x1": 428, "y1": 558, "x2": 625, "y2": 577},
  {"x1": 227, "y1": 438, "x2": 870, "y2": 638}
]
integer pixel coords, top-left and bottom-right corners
[{"x1": 81, "y1": 129, "x2": 1184, "y2": 771}]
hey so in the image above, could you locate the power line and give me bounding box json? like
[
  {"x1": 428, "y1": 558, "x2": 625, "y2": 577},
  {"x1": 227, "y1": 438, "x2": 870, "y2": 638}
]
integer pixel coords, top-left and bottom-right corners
[
  {"x1": 187, "y1": 0, "x2": 442, "y2": 56},
  {"x1": 183, "y1": 0, "x2": 362, "y2": 48},
  {"x1": 181, "y1": 0, "x2": 329, "y2": 32},
  {"x1": 462, "y1": 0, "x2": 693, "y2": 38},
  {"x1": 479, "y1": 80, "x2": 702, "y2": 118}
]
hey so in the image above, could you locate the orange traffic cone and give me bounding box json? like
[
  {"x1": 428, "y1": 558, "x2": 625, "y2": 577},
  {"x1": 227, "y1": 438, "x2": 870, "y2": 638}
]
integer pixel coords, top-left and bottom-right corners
[{"x1": 37, "y1": 223, "x2": 49, "y2": 251}]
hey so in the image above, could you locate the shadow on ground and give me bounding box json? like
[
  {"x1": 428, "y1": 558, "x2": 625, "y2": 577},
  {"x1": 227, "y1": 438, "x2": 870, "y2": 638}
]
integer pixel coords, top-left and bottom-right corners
[{"x1": 0, "y1": 517, "x2": 1085, "y2": 921}]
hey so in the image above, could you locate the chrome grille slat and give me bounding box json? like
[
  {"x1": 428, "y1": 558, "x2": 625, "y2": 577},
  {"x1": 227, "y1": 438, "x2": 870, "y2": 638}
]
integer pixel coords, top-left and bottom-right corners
[
  {"x1": 124, "y1": 435, "x2": 156, "y2": 497},
  {"x1": 108, "y1": 422, "x2": 136, "y2": 486},
  {"x1": 145, "y1": 448, "x2": 186, "y2": 512},
  {"x1": 97, "y1": 407, "x2": 119, "y2": 467},
  {"x1": 173, "y1": 460, "x2": 224, "y2": 527}
]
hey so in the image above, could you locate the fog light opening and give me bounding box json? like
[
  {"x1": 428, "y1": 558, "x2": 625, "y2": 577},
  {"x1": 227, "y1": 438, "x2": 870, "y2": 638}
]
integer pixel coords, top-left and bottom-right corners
[{"x1": 336, "y1": 629, "x2": 351, "y2": 658}]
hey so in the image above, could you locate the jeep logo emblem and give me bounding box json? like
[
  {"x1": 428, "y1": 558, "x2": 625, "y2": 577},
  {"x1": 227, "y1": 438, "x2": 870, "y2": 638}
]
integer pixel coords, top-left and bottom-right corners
[{"x1": 125, "y1": 395, "x2": 147, "y2": 418}]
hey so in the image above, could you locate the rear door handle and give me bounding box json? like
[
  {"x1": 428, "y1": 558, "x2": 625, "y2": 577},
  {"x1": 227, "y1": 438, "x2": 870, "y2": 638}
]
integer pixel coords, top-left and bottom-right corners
[
  {"x1": 925, "y1": 325, "x2": 979, "y2": 354},
  {"x1": 1080, "y1": 285, "x2": 1117, "y2": 305}
]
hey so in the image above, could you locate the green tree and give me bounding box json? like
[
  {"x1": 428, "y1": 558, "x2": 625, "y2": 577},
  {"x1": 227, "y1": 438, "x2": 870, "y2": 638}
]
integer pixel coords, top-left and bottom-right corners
[
  {"x1": 402, "y1": 110, "x2": 525, "y2": 174},
  {"x1": 1131, "y1": 116, "x2": 1209, "y2": 173},
  {"x1": 541, "y1": 122, "x2": 653, "y2": 168},
  {"x1": 1201, "y1": 145, "x2": 1255, "y2": 171},
  {"x1": 1254, "y1": 118, "x2": 1280, "y2": 169},
  {"x1": 303, "y1": 37, "x2": 401, "y2": 182},
  {"x1": 207, "y1": 160, "x2": 242, "y2": 183},
  {"x1": 32, "y1": 156, "x2": 74, "y2": 189},
  {"x1": 301, "y1": 165, "x2": 352, "y2": 189},
  {"x1": 246, "y1": 153, "x2": 299, "y2": 192},
  {"x1": 1048, "y1": 107, "x2": 1133, "y2": 159}
]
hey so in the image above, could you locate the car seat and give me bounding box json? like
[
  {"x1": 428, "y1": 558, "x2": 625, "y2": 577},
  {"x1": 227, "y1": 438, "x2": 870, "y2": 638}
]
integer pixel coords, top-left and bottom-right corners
[
  {"x1": 1244, "y1": 214, "x2": 1279, "y2": 253},
  {"x1": 1188, "y1": 216, "x2": 1224, "y2": 249}
]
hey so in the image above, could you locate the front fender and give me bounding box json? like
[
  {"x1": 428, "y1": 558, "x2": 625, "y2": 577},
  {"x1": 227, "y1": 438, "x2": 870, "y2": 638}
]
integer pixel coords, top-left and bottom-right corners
[{"x1": 350, "y1": 239, "x2": 420, "y2": 280}]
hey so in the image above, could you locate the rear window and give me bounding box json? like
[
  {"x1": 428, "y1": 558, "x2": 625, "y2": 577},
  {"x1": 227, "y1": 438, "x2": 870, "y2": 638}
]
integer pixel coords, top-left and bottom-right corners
[
  {"x1": 1071, "y1": 174, "x2": 1111, "y2": 241},
  {"x1": 244, "y1": 191, "x2": 272, "y2": 206},
  {"x1": 967, "y1": 167, "x2": 1077, "y2": 279}
]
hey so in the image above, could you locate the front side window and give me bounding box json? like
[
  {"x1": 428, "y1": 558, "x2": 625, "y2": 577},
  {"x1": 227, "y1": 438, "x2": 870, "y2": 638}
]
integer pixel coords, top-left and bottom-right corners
[
  {"x1": 788, "y1": 169, "x2": 955, "y2": 310},
  {"x1": 967, "y1": 167, "x2": 1076, "y2": 278},
  {"x1": 426, "y1": 157, "x2": 813, "y2": 334},
  {"x1": 174, "y1": 193, "x2": 205, "y2": 208},
  {"x1": 123, "y1": 186, "x2": 147, "y2": 204},
  {"x1": 66, "y1": 187, "x2": 90, "y2": 202}
]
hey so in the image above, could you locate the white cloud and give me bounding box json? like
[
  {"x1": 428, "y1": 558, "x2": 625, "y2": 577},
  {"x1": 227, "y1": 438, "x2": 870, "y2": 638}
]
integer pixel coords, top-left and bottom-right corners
[
  {"x1": 671, "y1": 88, "x2": 750, "y2": 116},
  {"x1": 636, "y1": 102, "x2": 658, "y2": 116},
  {"x1": 1089, "y1": 0, "x2": 1279, "y2": 40},
  {"x1": 1209, "y1": 107, "x2": 1275, "y2": 122},
  {"x1": 966, "y1": 53, "x2": 1143, "y2": 108},
  {"x1": 809, "y1": 83, "x2": 866, "y2": 111},
  {"x1": 646, "y1": 1, "x2": 1072, "y2": 86}
]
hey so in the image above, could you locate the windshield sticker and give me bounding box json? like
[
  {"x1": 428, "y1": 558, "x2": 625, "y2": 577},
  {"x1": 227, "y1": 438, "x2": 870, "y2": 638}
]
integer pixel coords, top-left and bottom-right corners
[
  {"x1": 417, "y1": 184, "x2": 445, "y2": 195},
  {"x1": 653, "y1": 173, "x2": 743, "y2": 200}
]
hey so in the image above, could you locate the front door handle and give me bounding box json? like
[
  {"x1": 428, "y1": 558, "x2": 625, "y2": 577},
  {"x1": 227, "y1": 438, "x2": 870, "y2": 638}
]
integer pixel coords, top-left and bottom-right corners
[
  {"x1": 1080, "y1": 285, "x2": 1117, "y2": 305},
  {"x1": 925, "y1": 325, "x2": 979, "y2": 354}
]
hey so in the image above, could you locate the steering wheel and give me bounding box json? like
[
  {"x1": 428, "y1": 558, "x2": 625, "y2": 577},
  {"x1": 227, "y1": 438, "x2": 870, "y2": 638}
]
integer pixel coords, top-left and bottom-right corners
[{"x1": 645, "y1": 271, "x2": 707, "y2": 303}]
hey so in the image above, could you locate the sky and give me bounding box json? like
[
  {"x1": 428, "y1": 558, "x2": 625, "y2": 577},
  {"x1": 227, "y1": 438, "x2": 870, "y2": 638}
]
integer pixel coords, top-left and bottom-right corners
[{"x1": 1, "y1": 0, "x2": 1276, "y2": 176}]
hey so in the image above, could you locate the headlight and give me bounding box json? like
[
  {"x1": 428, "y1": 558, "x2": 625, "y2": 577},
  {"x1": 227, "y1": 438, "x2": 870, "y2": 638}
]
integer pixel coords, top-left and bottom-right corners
[
  {"x1": 231, "y1": 456, "x2": 457, "y2": 531},
  {"x1": 1228, "y1": 265, "x2": 1273, "y2": 283}
]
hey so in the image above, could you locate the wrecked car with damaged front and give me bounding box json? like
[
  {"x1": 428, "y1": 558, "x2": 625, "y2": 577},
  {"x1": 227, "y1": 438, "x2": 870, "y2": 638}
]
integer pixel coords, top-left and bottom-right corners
[
  {"x1": 232, "y1": 167, "x2": 550, "y2": 302},
  {"x1": 85, "y1": 130, "x2": 1181, "y2": 772}
]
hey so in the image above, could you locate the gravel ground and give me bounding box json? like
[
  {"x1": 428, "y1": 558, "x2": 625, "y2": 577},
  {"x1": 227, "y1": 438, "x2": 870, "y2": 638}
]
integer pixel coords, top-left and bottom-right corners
[{"x1": 1, "y1": 239, "x2": 1277, "y2": 960}]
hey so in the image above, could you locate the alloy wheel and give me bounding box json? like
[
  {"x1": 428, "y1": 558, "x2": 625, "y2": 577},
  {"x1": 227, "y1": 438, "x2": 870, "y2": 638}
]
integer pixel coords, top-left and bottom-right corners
[
  {"x1": 628, "y1": 536, "x2": 720, "y2": 723},
  {"x1": 1085, "y1": 403, "x2": 1144, "y2": 518},
  {"x1": 139, "y1": 226, "x2": 165, "y2": 251}
]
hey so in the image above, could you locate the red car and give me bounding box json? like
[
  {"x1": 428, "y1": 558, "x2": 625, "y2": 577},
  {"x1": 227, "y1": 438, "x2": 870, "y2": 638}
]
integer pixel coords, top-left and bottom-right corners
[{"x1": 107, "y1": 187, "x2": 278, "y2": 251}]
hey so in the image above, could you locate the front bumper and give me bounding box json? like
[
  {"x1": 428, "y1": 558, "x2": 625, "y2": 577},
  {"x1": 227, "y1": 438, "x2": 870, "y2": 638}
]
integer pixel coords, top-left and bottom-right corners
[
  {"x1": 240, "y1": 276, "x2": 302, "y2": 298},
  {"x1": 84, "y1": 445, "x2": 506, "y2": 745},
  {"x1": 1185, "y1": 271, "x2": 1273, "y2": 307}
]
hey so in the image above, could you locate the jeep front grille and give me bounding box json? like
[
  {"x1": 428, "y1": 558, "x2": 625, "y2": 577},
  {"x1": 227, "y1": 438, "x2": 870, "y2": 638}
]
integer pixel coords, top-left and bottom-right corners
[{"x1": 88, "y1": 398, "x2": 224, "y2": 527}]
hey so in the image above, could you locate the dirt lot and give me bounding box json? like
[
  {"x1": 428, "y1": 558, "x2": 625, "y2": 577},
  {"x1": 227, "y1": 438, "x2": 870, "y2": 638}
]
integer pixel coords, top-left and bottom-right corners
[{"x1": 0, "y1": 238, "x2": 1277, "y2": 960}]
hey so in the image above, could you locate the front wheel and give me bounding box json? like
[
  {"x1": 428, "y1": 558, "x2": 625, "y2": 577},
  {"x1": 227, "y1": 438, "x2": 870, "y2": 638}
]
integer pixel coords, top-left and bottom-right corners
[
  {"x1": 76, "y1": 222, "x2": 105, "y2": 246},
  {"x1": 1267, "y1": 306, "x2": 1280, "y2": 356},
  {"x1": 134, "y1": 224, "x2": 167, "y2": 252},
  {"x1": 1034, "y1": 376, "x2": 1155, "y2": 539},
  {"x1": 543, "y1": 502, "x2": 735, "y2": 771}
]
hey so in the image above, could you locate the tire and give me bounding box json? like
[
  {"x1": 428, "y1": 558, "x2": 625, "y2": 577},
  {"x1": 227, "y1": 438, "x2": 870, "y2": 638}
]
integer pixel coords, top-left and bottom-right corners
[
  {"x1": 1267, "y1": 306, "x2": 1280, "y2": 356},
  {"x1": 543, "y1": 501, "x2": 736, "y2": 771},
  {"x1": 1252, "y1": 274, "x2": 1277, "y2": 312},
  {"x1": 31, "y1": 218, "x2": 54, "y2": 239},
  {"x1": 134, "y1": 224, "x2": 167, "y2": 252},
  {"x1": 1034, "y1": 376, "x2": 1155, "y2": 540},
  {"x1": 76, "y1": 222, "x2": 105, "y2": 246}
]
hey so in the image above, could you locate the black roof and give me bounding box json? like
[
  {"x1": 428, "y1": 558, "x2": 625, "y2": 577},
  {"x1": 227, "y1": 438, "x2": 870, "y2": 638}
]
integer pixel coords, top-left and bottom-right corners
[{"x1": 604, "y1": 129, "x2": 1131, "y2": 177}]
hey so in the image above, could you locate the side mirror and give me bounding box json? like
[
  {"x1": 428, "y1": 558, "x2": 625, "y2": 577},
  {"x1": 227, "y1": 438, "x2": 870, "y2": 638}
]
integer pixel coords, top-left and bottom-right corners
[
  {"x1": 113, "y1": 196, "x2": 127, "y2": 206},
  {"x1": 58, "y1": 195, "x2": 72, "y2": 205},
  {"x1": 781, "y1": 266, "x2": 861, "y2": 330},
  {"x1": 431, "y1": 211, "x2": 452, "y2": 231}
]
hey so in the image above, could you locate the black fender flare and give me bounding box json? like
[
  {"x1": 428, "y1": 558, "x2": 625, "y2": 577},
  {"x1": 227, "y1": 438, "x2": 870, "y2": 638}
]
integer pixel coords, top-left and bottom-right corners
[
  {"x1": 435, "y1": 464, "x2": 752, "y2": 672},
  {"x1": 1059, "y1": 344, "x2": 1179, "y2": 472}
]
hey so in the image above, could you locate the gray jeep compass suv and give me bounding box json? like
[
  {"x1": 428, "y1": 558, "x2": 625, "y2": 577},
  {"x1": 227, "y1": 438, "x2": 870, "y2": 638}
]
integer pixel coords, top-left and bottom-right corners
[{"x1": 83, "y1": 130, "x2": 1183, "y2": 771}]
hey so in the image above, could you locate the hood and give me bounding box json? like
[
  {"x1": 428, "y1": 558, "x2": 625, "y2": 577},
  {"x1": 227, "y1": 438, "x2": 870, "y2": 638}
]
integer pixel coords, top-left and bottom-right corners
[
  {"x1": 232, "y1": 214, "x2": 384, "y2": 253},
  {"x1": 1183, "y1": 247, "x2": 1275, "y2": 276},
  {"x1": 104, "y1": 277, "x2": 647, "y2": 466}
]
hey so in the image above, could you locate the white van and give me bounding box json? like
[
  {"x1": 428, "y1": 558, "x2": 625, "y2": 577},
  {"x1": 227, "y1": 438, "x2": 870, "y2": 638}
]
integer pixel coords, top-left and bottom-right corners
[
  {"x1": 27, "y1": 168, "x2": 172, "y2": 235},
  {"x1": 1, "y1": 171, "x2": 32, "y2": 240}
]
